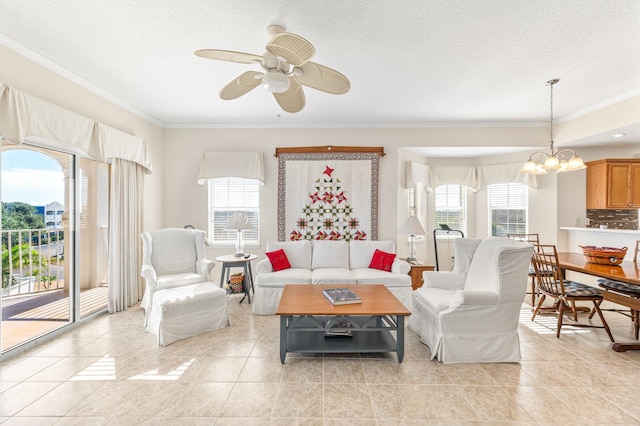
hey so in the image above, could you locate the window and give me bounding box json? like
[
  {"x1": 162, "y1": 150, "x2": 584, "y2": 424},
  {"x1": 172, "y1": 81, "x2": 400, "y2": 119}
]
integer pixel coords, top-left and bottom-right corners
[
  {"x1": 208, "y1": 177, "x2": 260, "y2": 245},
  {"x1": 488, "y1": 183, "x2": 528, "y2": 236},
  {"x1": 435, "y1": 184, "x2": 466, "y2": 234}
]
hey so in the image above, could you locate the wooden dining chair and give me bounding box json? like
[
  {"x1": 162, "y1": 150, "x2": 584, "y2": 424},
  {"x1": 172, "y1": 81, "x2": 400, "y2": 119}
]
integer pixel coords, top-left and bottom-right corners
[
  {"x1": 634, "y1": 240, "x2": 639, "y2": 263},
  {"x1": 507, "y1": 233, "x2": 541, "y2": 306},
  {"x1": 530, "y1": 244, "x2": 614, "y2": 342}
]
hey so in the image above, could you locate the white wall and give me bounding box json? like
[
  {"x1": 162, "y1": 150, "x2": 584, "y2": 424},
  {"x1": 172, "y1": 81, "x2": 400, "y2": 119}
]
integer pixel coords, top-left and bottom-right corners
[
  {"x1": 163, "y1": 127, "x2": 551, "y2": 261},
  {"x1": 163, "y1": 128, "x2": 405, "y2": 259}
]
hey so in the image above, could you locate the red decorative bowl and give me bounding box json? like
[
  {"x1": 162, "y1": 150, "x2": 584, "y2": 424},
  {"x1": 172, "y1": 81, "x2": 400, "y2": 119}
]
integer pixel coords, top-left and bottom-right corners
[{"x1": 580, "y1": 245, "x2": 628, "y2": 265}]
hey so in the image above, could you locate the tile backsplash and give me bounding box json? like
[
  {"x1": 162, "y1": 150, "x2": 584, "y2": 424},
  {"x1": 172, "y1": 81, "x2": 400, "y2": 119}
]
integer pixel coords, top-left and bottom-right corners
[{"x1": 586, "y1": 209, "x2": 639, "y2": 230}]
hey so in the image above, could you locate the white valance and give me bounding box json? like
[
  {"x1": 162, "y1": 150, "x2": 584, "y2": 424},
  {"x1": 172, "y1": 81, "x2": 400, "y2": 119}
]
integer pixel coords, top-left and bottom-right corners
[
  {"x1": 403, "y1": 161, "x2": 432, "y2": 191},
  {"x1": 197, "y1": 151, "x2": 264, "y2": 184},
  {"x1": 0, "y1": 83, "x2": 152, "y2": 173},
  {"x1": 431, "y1": 166, "x2": 479, "y2": 192},
  {"x1": 478, "y1": 163, "x2": 538, "y2": 189}
]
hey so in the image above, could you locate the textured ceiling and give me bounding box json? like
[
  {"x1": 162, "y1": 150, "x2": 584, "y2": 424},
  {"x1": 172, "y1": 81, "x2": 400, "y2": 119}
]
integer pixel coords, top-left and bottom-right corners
[{"x1": 0, "y1": 0, "x2": 639, "y2": 137}]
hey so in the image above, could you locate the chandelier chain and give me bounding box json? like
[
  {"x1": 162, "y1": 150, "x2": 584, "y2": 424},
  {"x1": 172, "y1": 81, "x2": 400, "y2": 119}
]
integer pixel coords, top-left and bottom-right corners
[{"x1": 546, "y1": 78, "x2": 559, "y2": 153}]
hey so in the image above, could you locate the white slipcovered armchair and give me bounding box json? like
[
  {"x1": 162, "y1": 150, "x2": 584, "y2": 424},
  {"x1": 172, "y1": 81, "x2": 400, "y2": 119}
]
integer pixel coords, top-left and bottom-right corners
[
  {"x1": 140, "y1": 228, "x2": 215, "y2": 321},
  {"x1": 408, "y1": 237, "x2": 533, "y2": 363}
]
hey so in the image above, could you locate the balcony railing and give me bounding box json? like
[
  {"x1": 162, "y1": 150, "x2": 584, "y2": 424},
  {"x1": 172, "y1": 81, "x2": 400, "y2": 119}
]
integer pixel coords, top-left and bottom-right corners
[{"x1": 1, "y1": 228, "x2": 65, "y2": 297}]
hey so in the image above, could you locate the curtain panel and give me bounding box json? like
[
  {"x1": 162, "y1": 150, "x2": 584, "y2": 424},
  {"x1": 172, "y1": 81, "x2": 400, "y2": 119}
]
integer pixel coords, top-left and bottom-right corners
[{"x1": 108, "y1": 158, "x2": 145, "y2": 312}]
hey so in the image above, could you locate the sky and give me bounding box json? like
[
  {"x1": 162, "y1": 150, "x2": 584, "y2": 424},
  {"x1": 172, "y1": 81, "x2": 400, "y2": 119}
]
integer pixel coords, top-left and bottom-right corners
[{"x1": 1, "y1": 149, "x2": 65, "y2": 206}]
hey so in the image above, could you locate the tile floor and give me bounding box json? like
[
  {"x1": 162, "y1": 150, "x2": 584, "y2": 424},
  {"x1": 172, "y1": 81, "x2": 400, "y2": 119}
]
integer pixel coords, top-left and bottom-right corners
[{"x1": 1, "y1": 294, "x2": 640, "y2": 425}]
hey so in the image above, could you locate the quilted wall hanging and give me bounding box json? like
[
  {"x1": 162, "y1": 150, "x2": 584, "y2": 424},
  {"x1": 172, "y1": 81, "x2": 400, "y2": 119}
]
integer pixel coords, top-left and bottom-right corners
[{"x1": 275, "y1": 146, "x2": 384, "y2": 241}]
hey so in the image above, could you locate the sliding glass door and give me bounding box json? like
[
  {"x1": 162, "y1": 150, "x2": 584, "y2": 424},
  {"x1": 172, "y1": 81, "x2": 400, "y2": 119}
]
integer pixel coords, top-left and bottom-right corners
[{"x1": 0, "y1": 142, "x2": 109, "y2": 352}]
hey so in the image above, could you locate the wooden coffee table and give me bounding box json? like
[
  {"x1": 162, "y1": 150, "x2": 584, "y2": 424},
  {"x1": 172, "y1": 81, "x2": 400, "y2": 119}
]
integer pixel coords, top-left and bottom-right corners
[{"x1": 275, "y1": 284, "x2": 411, "y2": 363}]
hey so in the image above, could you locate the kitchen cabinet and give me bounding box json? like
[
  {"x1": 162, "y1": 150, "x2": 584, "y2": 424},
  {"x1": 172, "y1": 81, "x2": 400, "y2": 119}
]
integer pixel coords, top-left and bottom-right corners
[{"x1": 586, "y1": 159, "x2": 640, "y2": 209}]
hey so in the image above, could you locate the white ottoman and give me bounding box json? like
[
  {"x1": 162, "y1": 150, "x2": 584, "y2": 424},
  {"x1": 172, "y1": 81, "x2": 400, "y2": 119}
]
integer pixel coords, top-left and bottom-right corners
[{"x1": 145, "y1": 282, "x2": 229, "y2": 346}]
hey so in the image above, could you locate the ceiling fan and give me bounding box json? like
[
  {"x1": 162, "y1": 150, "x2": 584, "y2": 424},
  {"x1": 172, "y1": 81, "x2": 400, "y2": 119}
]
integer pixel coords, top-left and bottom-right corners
[{"x1": 195, "y1": 25, "x2": 350, "y2": 113}]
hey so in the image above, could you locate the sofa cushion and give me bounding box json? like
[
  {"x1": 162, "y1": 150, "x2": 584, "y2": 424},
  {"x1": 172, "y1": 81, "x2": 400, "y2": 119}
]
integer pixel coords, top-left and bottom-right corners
[
  {"x1": 369, "y1": 249, "x2": 396, "y2": 272},
  {"x1": 349, "y1": 240, "x2": 395, "y2": 269},
  {"x1": 265, "y1": 248, "x2": 291, "y2": 272},
  {"x1": 414, "y1": 287, "x2": 456, "y2": 314},
  {"x1": 157, "y1": 272, "x2": 205, "y2": 290},
  {"x1": 312, "y1": 240, "x2": 349, "y2": 269},
  {"x1": 254, "y1": 268, "x2": 312, "y2": 288},
  {"x1": 351, "y1": 268, "x2": 411, "y2": 287},
  {"x1": 266, "y1": 240, "x2": 312, "y2": 269},
  {"x1": 312, "y1": 268, "x2": 356, "y2": 285}
]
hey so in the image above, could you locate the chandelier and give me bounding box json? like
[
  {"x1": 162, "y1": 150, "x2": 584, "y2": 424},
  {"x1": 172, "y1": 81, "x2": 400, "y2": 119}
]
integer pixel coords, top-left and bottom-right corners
[{"x1": 521, "y1": 79, "x2": 586, "y2": 175}]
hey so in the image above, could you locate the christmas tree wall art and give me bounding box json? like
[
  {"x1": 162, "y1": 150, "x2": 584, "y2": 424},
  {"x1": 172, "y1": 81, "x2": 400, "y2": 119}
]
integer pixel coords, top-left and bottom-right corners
[{"x1": 276, "y1": 147, "x2": 382, "y2": 241}]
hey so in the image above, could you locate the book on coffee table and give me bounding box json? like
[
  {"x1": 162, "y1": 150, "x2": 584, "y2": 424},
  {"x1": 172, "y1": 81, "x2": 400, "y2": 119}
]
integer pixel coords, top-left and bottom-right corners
[{"x1": 322, "y1": 288, "x2": 362, "y2": 305}]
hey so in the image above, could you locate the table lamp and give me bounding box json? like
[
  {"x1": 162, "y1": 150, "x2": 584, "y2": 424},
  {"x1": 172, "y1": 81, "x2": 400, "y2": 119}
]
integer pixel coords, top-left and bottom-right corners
[
  {"x1": 225, "y1": 212, "x2": 253, "y2": 257},
  {"x1": 398, "y1": 216, "x2": 427, "y2": 262}
]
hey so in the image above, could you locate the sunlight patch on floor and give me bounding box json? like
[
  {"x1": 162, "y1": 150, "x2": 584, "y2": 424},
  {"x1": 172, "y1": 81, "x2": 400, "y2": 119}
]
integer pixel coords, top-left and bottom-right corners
[
  {"x1": 70, "y1": 355, "x2": 116, "y2": 381},
  {"x1": 128, "y1": 358, "x2": 195, "y2": 381},
  {"x1": 520, "y1": 308, "x2": 591, "y2": 336}
]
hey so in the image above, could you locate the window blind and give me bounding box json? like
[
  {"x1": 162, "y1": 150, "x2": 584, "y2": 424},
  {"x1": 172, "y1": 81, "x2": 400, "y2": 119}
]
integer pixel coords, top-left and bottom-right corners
[
  {"x1": 209, "y1": 177, "x2": 260, "y2": 243},
  {"x1": 435, "y1": 184, "x2": 465, "y2": 233},
  {"x1": 488, "y1": 183, "x2": 528, "y2": 236}
]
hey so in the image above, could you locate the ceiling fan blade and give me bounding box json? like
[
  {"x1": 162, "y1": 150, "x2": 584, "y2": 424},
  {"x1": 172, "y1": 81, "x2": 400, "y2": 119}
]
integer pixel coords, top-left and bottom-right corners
[
  {"x1": 295, "y1": 62, "x2": 350, "y2": 95},
  {"x1": 266, "y1": 32, "x2": 315, "y2": 67},
  {"x1": 273, "y1": 77, "x2": 306, "y2": 113},
  {"x1": 194, "y1": 49, "x2": 263, "y2": 64},
  {"x1": 219, "y1": 71, "x2": 262, "y2": 100}
]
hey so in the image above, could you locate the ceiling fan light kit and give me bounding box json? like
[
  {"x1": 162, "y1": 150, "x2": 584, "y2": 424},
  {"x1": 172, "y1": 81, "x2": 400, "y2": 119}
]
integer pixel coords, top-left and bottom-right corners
[
  {"x1": 521, "y1": 79, "x2": 586, "y2": 175},
  {"x1": 262, "y1": 69, "x2": 290, "y2": 93},
  {"x1": 195, "y1": 25, "x2": 350, "y2": 113}
]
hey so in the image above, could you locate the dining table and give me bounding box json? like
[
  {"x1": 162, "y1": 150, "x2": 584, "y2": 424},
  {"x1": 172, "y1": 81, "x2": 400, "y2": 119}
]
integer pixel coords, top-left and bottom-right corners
[{"x1": 557, "y1": 252, "x2": 640, "y2": 352}]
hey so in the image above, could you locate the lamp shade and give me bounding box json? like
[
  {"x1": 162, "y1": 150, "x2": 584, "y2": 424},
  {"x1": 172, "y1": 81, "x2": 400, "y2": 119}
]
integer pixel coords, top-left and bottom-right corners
[
  {"x1": 224, "y1": 212, "x2": 253, "y2": 230},
  {"x1": 398, "y1": 216, "x2": 427, "y2": 236}
]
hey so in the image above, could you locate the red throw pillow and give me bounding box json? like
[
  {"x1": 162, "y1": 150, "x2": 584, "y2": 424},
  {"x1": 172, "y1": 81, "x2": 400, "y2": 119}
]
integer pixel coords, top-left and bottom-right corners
[
  {"x1": 369, "y1": 249, "x2": 396, "y2": 272},
  {"x1": 265, "y1": 248, "x2": 291, "y2": 272}
]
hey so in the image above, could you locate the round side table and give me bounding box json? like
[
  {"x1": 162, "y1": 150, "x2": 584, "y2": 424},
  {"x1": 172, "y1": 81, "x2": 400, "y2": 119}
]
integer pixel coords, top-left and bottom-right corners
[{"x1": 215, "y1": 254, "x2": 258, "y2": 304}]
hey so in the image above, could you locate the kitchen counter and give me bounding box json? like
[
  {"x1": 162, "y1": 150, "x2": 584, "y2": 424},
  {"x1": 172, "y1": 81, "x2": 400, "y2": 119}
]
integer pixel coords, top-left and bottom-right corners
[{"x1": 560, "y1": 227, "x2": 640, "y2": 235}]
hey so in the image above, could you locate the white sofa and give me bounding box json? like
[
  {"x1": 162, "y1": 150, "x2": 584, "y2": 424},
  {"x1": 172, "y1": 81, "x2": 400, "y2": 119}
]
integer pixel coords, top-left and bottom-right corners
[
  {"x1": 253, "y1": 240, "x2": 412, "y2": 315},
  {"x1": 408, "y1": 237, "x2": 533, "y2": 363}
]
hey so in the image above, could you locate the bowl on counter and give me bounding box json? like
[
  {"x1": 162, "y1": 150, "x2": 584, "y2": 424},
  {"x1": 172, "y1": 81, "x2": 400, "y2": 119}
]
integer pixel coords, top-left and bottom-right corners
[{"x1": 579, "y1": 245, "x2": 628, "y2": 265}]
